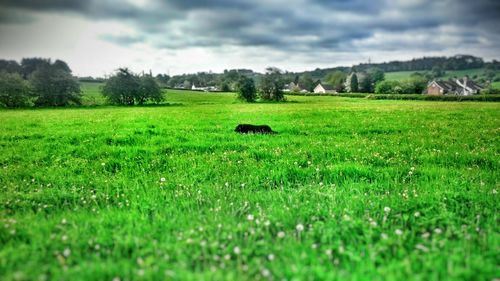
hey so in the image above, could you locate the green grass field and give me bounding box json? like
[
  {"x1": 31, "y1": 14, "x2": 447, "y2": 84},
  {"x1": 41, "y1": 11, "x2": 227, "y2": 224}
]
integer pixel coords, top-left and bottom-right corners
[{"x1": 1, "y1": 90, "x2": 499, "y2": 280}]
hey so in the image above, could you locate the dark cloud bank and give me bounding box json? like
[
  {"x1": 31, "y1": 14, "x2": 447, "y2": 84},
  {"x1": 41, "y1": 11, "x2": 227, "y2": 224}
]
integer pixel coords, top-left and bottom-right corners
[{"x1": 1, "y1": 0, "x2": 499, "y2": 67}]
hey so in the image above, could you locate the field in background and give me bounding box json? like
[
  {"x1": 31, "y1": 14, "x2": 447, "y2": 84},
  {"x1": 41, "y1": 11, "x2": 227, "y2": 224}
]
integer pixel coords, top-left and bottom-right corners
[{"x1": 1, "y1": 91, "x2": 499, "y2": 280}]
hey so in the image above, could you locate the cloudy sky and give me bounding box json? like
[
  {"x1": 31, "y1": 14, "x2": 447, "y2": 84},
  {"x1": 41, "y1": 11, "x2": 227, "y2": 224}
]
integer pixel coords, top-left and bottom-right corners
[{"x1": 0, "y1": 0, "x2": 499, "y2": 76}]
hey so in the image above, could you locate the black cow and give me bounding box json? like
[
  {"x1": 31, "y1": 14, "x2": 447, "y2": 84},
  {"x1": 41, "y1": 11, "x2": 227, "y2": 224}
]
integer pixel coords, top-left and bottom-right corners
[{"x1": 234, "y1": 124, "x2": 276, "y2": 134}]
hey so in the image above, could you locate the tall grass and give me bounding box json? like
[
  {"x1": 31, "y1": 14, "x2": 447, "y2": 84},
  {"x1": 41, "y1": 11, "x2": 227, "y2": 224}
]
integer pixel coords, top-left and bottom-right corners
[{"x1": 0, "y1": 91, "x2": 498, "y2": 280}]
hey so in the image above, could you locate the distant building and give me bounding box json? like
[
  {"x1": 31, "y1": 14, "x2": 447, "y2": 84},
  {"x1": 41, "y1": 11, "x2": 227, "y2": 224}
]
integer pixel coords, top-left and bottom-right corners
[
  {"x1": 192, "y1": 84, "x2": 219, "y2": 92},
  {"x1": 313, "y1": 83, "x2": 336, "y2": 94},
  {"x1": 427, "y1": 77, "x2": 483, "y2": 96},
  {"x1": 285, "y1": 82, "x2": 309, "y2": 93}
]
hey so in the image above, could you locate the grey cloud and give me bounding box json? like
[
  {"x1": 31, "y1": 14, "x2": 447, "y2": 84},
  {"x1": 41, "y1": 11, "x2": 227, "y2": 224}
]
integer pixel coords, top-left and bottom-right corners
[{"x1": 0, "y1": 0, "x2": 499, "y2": 58}]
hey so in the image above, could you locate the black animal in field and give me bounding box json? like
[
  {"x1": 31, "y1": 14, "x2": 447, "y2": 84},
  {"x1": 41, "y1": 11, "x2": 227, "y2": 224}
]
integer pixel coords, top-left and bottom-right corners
[{"x1": 234, "y1": 124, "x2": 276, "y2": 134}]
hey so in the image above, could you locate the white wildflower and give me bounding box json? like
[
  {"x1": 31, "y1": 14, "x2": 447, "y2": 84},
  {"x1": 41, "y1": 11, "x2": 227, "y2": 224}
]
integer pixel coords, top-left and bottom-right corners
[
  {"x1": 233, "y1": 246, "x2": 241, "y2": 255},
  {"x1": 63, "y1": 248, "x2": 71, "y2": 257},
  {"x1": 296, "y1": 224, "x2": 304, "y2": 232}
]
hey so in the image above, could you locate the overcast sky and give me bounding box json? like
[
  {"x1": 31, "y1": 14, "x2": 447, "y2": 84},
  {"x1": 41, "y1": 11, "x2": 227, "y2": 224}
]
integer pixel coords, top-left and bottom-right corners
[{"x1": 0, "y1": 0, "x2": 499, "y2": 76}]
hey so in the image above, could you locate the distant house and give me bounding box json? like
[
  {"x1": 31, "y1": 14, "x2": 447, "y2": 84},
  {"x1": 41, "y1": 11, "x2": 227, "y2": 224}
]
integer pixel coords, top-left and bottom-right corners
[
  {"x1": 192, "y1": 84, "x2": 219, "y2": 92},
  {"x1": 284, "y1": 82, "x2": 308, "y2": 93},
  {"x1": 427, "y1": 77, "x2": 483, "y2": 96},
  {"x1": 314, "y1": 83, "x2": 336, "y2": 94}
]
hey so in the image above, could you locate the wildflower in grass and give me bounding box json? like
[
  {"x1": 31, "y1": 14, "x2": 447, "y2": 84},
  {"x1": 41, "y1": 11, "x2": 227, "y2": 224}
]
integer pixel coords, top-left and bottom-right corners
[
  {"x1": 296, "y1": 224, "x2": 304, "y2": 232},
  {"x1": 264, "y1": 220, "x2": 271, "y2": 226},
  {"x1": 434, "y1": 228, "x2": 442, "y2": 234},
  {"x1": 395, "y1": 229, "x2": 403, "y2": 236},
  {"x1": 160, "y1": 177, "x2": 166, "y2": 182},
  {"x1": 262, "y1": 268, "x2": 271, "y2": 277},
  {"x1": 268, "y1": 254, "x2": 275, "y2": 261},
  {"x1": 325, "y1": 249, "x2": 332, "y2": 257},
  {"x1": 277, "y1": 231, "x2": 285, "y2": 238},
  {"x1": 381, "y1": 233, "x2": 388, "y2": 240},
  {"x1": 415, "y1": 244, "x2": 429, "y2": 252},
  {"x1": 224, "y1": 254, "x2": 231, "y2": 260},
  {"x1": 61, "y1": 235, "x2": 68, "y2": 241},
  {"x1": 101, "y1": 163, "x2": 105, "y2": 166},
  {"x1": 233, "y1": 246, "x2": 241, "y2": 255},
  {"x1": 414, "y1": 211, "x2": 421, "y2": 217},
  {"x1": 247, "y1": 214, "x2": 254, "y2": 221},
  {"x1": 493, "y1": 189, "x2": 497, "y2": 194},
  {"x1": 384, "y1": 207, "x2": 391, "y2": 213},
  {"x1": 422, "y1": 232, "x2": 430, "y2": 239},
  {"x1": 61, "y1": 218, "x2": 67, "y2": 224},
  {"x1": 112, "y1": 277, "x2": 121, "y2": 281},
  {"x1": 63, "y1": 248, "x2": 71, "y2": 257}
]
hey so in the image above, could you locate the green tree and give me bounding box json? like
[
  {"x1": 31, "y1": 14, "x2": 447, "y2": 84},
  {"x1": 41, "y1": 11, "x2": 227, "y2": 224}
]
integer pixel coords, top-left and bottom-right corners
[
  {"x1": 375, "y1": 80, "x2": 397, "y2": 94},
  {"x1": 360, "y1": 72, "x2": 374, "y2": 93},
  {"x1": 325, "y1": 71, "x2": 347, "y2": 92},
  {"x1": 236, "y1": 76, "x2": 257, "y2": 102},
  {"x1": 299, "y1": 75, "x2": 315, "y2": 92},
  {"x1": 0, "y1": 72, "x2": 32, "y2": 107},
  {"x1": 30, "y1": 64, "x2": 81, "y2": 106},
  {"x1": 21, "y1": 58, "x2": 51, "y2": 79},
  {"x1": 102, "y1": 68, "x2": 139, "y2": 105},
  {"x1": 368, "y1": 67, "x2": 385, "y2": 84},
  {"x1": 259, "y1": 67, "x2": 285, "y2": 101},
  {"x1": 139, "y1": 75, "x2": 164, "y2": 104},
  {"x1": 431, "y1": 66, "x2": 445, "y2": 78},
  {"x1": 0, "y1": 60, "x2": 22, "y2": 74},
  {"x1": 220, "y1": 82, "x2": 231, "y2": 92},
  {"x1": 350, "y1": 73, "x2": 359, "y2": 93},
  {"x1": 102, "y1": 69, "x2": 164, "y2": 105}
]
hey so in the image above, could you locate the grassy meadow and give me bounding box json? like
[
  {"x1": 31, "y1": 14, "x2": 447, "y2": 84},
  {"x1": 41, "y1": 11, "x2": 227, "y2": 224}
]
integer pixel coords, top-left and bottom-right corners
[{"x1": 1, "y1": 89, "x2": 499, "y2": 280}]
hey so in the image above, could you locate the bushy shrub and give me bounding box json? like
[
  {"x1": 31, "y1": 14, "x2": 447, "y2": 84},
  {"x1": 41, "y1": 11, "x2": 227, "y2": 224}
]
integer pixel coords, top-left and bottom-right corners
[
  {"x1": 102, "y1": 68, "x2": 164, "y2": 105},
  {"x1": 30, "y1": 64, "x2": 81, "y2": 107},
  {"x1": 259, "y1": 67, "x2": 285, "y2": 101},
  {"x1": 236, "y1": 76, "x2": 257, "y2": 102},
  {"x1": 0, "y1": 72, "x2": 32, "y2": 107},
  {"x1": 375, "y1": 78, "x2": 427, "y2": 95}
]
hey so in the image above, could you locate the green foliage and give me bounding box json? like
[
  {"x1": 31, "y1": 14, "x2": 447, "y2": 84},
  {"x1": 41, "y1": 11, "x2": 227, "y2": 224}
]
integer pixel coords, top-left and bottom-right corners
[
  {"x1": 0, "y1": 91, "x2": 498, "y2": 280},
  {"x1": 0, "y1": 72, "x2": 32, "y2": 107},
  {"x1": 30, "y1": 64, "x2": 81, "y2": 107},
  {"x1": 220, "y1": 82, "x2": 231, "y2": 92},
  {"x1": 375, "y1": 77, "x2": 427, "y2": 95},
  {"x1": 139, "y1": 76, "x2": 164, "y2": 104},
  {"x1": 236, "y1": 76, "x2": 257, "y2": 102},
  {"x1": 360, "y1": 72, "x2": 373, "y2": 93},
  {"x1": 350, "y1": 73, "x2": 359, "y2": 92},
  {"x1": 325, "y1": 71, "x2": 347, "y2": 92},
  {"x1": 102, "y1": 68, "x2": 163, "y2": 105},
  {"x1": 0, "y1": 59, "x2": 22, "y2": 74},
  {"x1": 431, "y1": 66, "x2": 445, "y2": 78},
  {"x1": 368, "y1": 67, "x2": 385, "y2": 82},
  {"x1": 20, "y1": 57, "x2": 51, "y2": 79},
  {"x1": 259, "y1": 67, "x2": 285, "y2": 101},
  {"x1": 298, "y1": 74, "x2": 315, "y2": 92}
]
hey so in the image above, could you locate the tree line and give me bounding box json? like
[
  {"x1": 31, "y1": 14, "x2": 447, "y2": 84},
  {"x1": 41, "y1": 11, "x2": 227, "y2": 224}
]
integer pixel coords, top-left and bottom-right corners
[{"x1": 0, "y1": 58, "x2": 164, "y2": 107}]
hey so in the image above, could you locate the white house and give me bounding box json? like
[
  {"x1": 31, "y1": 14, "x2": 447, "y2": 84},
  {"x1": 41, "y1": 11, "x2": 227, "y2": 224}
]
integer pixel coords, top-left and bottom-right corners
[{"x1": 313, "y1": 83, "x2": 336, "y2": 94}]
